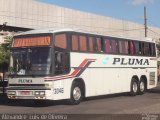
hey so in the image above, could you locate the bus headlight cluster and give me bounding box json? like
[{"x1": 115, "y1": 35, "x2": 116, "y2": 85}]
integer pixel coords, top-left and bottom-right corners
[{"x1": 34, "y1": 91, "x2": 45, "y2": 96}]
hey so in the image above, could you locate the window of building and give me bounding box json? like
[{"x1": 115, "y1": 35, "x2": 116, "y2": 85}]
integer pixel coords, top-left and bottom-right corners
[
  {"x1": 55, "y1": 34, "x2": 67, "y2": 49},
  {"x1": 71, "y1": 35, "x2": 79, "y2": 51},
  {"x1": 79, "y1": 35, "x2": 87, "y2": 51}
]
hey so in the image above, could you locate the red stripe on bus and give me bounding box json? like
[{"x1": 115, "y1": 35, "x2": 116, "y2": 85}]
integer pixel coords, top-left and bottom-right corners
[{"x1": 44, "y1": 59, "x2": 96, "y2": 81}]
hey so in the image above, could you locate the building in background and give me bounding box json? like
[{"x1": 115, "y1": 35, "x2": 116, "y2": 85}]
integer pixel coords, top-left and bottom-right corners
[
  {"x1": 0, "y1": 0, "x2": 160, "y2": 42},
  {"x1": 0, "y1": 0, "x2": 160, "y2": 82}
]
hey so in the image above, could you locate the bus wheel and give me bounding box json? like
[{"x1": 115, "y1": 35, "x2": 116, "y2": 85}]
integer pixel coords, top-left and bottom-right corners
[
  {"x1": 130, "y1": 78, "x2": 138, "y2": 96},
  {"x1": 69, "y1": 82, "x2": 83, "y2": 105},
  {"x1": 138, "y1": 80, "x2": 145, "y2": 95}
]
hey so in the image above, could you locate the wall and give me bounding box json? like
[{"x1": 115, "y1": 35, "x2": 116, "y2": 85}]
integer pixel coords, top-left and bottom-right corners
[{"x1": 0, "y1": 0, "x2": 160, "y2": 41}]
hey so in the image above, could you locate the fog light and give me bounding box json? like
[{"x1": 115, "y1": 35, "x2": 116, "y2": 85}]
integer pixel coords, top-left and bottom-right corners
[
  {"x1": 35, "y1": 91, "x2": 45, "y2": 96},
  {"x1": 39, "y1": 91, "x2": 45, "y2": 95},
  {"x1": 35, "y1": 91, "x2": 40, "y2": 95}
]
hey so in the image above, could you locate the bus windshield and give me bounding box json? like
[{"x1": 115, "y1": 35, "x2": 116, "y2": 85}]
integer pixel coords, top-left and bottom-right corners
[{"x1": 10, "y1": 47, "x2": 51, "y2": 76}]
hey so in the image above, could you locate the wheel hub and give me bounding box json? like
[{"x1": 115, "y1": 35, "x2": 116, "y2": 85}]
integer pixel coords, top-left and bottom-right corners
[
  {"x1": 73, "y1": 87, "x2": 81, "y2": 101},
  {"x1": 133, "y1": 82, "x2": 138, "y2": 93},
  {"x1": 140, "y1": 82, "x2": 145, "y2": 92}
]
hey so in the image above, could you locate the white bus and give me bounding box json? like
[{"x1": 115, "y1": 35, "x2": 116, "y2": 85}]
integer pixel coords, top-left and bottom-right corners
[{"x1": 7, "y1": 28, "x2": 157, "y2": 104}]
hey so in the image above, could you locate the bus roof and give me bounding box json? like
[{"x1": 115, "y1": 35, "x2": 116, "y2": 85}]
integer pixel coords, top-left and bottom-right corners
[
  {"x1": 16, "y1": 28, "x2": 74, "y2": 36},
  {"x1": 15, "y1": 28, "x2": 155, "y2": 43}
]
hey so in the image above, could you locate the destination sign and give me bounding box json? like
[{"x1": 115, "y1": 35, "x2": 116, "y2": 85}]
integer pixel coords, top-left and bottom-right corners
[{"x1": 12, "y1": 36, "x2": 51, "y2": 47}]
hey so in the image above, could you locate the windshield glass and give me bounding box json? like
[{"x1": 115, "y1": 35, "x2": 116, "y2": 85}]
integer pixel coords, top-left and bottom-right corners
[{"x1": 10, "y1": 47, "x2": 51, "y2": 76}]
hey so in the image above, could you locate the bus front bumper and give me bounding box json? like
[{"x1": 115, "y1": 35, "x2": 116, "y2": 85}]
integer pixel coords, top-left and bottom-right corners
[
  {"x1": 7, "y1": 90, "x2": 47, "y2": 100},
  {"x1": 7, "y1": 87, "x2": 51, "y2": 100}
]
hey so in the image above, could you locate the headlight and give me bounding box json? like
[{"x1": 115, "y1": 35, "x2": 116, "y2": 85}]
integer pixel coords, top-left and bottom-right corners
[
  {"x1": 35, "y1": 91, "x2": 45, "y2": 96},
  {"x1": 35, "y1": 91, "x2": 40, "y2": 95},
  {"x1": 40, "y1": 91, "x2": 45, "y2": 95}
]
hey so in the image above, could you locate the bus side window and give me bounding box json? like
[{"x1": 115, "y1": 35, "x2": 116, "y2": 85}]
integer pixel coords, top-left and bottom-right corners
[
  {"x1": 119, "y1": 40, "x2": 122, "y2": 54},
  {"x1": 133, "y1": 41, "x2": 140, "y2": 55},
  {"x1": 110, "y1": 39, "x2": 118, "y2": 54},
  {"x1": 151, "y1": 43, "x2": 156, "y2": 57},
  {"x1": 71, "y1": 35, "x2": 79, "y2": 51},
  {"x1": 150, "y1": 43, "x2": 156, "y2": 56},
  {"x1": 105, "y1": 39, "x2": 111, "y2": 53},
  {"x1": 54, "y1": 33, "x2": 70, "y2": 75},
  {"x1": 55, "y1": 51, "x2": 69, "y2": 74},
  {"x1": 119, "y1": 40, "x2": 128, "y2": 54},
  {"x1": 130, "y1": 41, "x2": 135, "y2": 55},
  {"x1": 149, "y1": 43, "x2": 152, "y2": 56},
  {"x1": 88, "y1": 36, "x2": 94, "y2": 52},
  {"x1": 79, "y1": 35, "x2": 87, "y2": 52},
  {"x1": 124, "y1": 40, "x2": 129, "y2": 54},
  {"x1": 144, "y1": 42, "x2": 149, "y2": 56},
  {"x1": 96, "y1": 37, "x2": 103, "y2": 52},
  {"x1": 139, "y1": 42, "x2": 143, "y2": 55},
  {"x1": 55, "y1": 34, "x2": 67, "y2": 49}
]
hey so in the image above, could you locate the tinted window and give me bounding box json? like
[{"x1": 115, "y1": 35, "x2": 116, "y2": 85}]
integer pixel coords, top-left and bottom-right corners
[
  {"x1": 139, "y1": 42, "x2": 143, "y2": 55},
  {"x1": 119, "y1": 40, "x2": 128, "y2": 54},
  {"x1": 129, "y1": 41, "x2": 134, "y2": 55},
  {"x1": 96, "y1": 37, "x2": 102, "y2": 52},
  {"x1": 105, "y1": 39, "x2": 111, "y2": 53},
  {"x1": 111, "y1": 39, "x2": 118, "y2": 54},
  {"x1": 71, "y1": 35, "x2": 79, "y2": 51},
  {"x1": 149, "y1": 43, "x2": 156, "y2": 56},
  {"x1": 55, "y1": 34, "x2": 67, "y2": 49},
  {"x1": 89, "y1": 36, "x2": 94, "y2": 52},
  {"x1": 144, "y1": 43, "x2": 149, "y2": 56},
  {"x1": 134, "y1": 41, "x2": 140, "y2": 55},
  {"x1": 79, "y1": 35, "x2": 87, "y2": 51}
]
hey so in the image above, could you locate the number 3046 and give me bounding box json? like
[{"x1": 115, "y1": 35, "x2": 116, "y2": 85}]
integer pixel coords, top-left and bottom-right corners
[{"x1": 54, "y1": 88, "x2": 64, "y2": 94}]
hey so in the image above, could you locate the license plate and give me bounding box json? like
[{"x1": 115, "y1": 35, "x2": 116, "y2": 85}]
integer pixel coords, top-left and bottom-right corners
[{"x1": 20, "y1": 91, "x2": 32, "y2": 96}]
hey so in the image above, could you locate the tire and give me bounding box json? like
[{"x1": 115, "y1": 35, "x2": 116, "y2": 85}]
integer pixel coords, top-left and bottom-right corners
[
  {"x1": 138, "y1": 80, "x2": 146, "y2": 95},
  {"x1": 69, "y1": 82, "x2": 83, "y2": 105},
  {"x1": 130, "y1": 78, "x2": 138, "y2": 96}
]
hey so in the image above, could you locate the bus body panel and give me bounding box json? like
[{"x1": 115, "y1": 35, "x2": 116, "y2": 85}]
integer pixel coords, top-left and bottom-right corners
[
  {"x1": 7, "y1": 76, "x2": 74, "y2": 100},
  {"x1": 7, "y1": 28, "x2": 157, "y2": 102},
  {"x1": 69, "y1": 52, "x2": 157, "y2": 97},
  {"x1": 7, "y1": 52, "x2": 157, "y2": 100}
]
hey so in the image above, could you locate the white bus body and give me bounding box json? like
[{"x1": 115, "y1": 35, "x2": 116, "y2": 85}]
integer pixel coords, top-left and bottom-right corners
[{"x1": 7, "y1": 28, "x2": 157, "y2": 104}]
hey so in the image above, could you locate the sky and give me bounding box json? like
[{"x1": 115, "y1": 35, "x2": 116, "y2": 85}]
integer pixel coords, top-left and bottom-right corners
[{"x1": 38, "y1": 0, "x2": 160, "y2": 28}]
